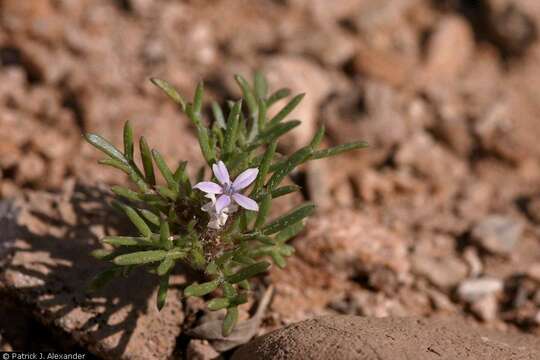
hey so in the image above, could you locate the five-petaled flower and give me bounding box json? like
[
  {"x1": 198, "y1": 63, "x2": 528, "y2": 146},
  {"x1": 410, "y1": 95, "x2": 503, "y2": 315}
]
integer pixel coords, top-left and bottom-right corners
[{"x1": 194, "y1": 161, "x2": 259, "y2": 218}]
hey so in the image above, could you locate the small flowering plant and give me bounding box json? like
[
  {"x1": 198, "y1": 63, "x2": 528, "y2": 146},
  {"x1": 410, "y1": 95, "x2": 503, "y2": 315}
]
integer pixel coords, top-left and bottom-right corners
[{"x1": 85, "y1": 73, "x2": 366, "y2": 336}]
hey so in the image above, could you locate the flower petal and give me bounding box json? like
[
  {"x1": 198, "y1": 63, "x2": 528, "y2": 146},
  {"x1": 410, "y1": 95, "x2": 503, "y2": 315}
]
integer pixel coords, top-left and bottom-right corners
[
  {"x1": 232, "y1": 168, "x2": 259, "y2": 191},
  {"x1": 232, "y1": 193, "x2": 259, "y2": 211},
  {"x1": 215, "y1": 194, "x2": 231, "y2": 213},
  {"x1": 212, "y1": 161, "x2": 230, "y2": 185},
  {"x1": 193, "y1": 181, "x2": 223, "y2": 194}
]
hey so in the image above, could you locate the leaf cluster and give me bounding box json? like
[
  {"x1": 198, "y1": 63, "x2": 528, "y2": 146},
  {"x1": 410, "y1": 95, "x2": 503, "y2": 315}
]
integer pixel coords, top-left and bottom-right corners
[{"x1": 85, "y1": 72, "x2": 367, "y2": 336}]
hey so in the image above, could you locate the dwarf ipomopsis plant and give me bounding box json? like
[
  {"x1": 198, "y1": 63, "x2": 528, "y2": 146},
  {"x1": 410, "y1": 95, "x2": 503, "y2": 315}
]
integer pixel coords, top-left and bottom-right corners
[{"x1": 85, "y1": 73, "x2": 367, "y2": 336}]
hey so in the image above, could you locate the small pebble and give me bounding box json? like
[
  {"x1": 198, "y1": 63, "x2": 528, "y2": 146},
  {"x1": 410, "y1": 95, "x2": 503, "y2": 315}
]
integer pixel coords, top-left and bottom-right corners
[
  {"x1": 471, "y1": 215, "x2": 524, "y2": 255},
  {"x1": 457, "y1": 277, "x2": 503, "y2": 303}
]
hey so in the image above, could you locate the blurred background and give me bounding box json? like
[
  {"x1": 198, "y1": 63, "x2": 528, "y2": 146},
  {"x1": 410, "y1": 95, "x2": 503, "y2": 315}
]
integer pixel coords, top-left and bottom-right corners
[{"x1": 1, "y1": 0, "x2": 540, "y2": 356}]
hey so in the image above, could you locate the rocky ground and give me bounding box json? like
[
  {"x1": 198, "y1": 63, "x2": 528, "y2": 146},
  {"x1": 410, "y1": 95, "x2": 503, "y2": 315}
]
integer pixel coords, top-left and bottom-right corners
[{"x1": 1, "y1": 0, "x2": 540, "y2": 358}]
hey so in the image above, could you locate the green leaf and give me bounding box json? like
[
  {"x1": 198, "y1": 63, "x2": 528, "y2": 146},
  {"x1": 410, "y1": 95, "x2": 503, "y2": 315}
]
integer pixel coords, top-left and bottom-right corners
[
  {"x1": 238, "y1": 280, "x2": 250, "y2": 290},
  {"x1": 190, "y1": 245, "x2": 206, "y2": 270},
  {"x1": 127, "y1": 167, "x2": 150, "y2": 193},
  {"x1": 266, "y1": 88, "x2": 291, "y2": 107},
  {"x1": 157, "y1": 274, "x2": 169, "y2": 310},
  {"x1": 114, "y1": 201, "x2": 152, "y2": 237},
  {"x1": 257, "y1": 97, "x2": 267, "y2": 133},
  {"x1": 310, "y1": 125, "x2": 325, "y2": 149},
  {"x1": 230, "y1": 293, "x2": 248, "y2": 306},
  {"x1": 196, "y1": 125, "x2": 216, "y2": 165},
  {"x1": 111, "y1": 186, "x2": 141, "y2": 202},
  {"x1": 268, "y1": 93, "x2": 305, "y2": 127},
  {"x1": 85, "y1": 133, "x2": 128, "y2": 164},
  {"x1": 167, "y1": 249, "x2": 187, "y2": 260},
  {"x1": 98, "y1": 158, "x2": 130, "y2": 173},
  {"x1": 102, "y1": 236, "x2": 153, "y2": 247},
  {"x1": 193, "y1": 81, "x2": 204, "y2": 116},
  {"x1": 223, "y1": 100, "x2": 242, "y2": 156},
  {"x1": 254, "y1": 192, "x2": 272, "y2": 229},
  {"x1": 157, "y1": 257, "x2": 175, "y2": 276},
  {"x1": 208, "y1": 297, "x2": 230, "y2": 311},
  {"x1": 252, "y1": 140, "x2": 277, "y2": 194},
  {"x1": 270, "y1": 185, "x2": 300, "y2": 199},
  {"x1": 211, "y1": 101, "x2": 226, "y2": 129},
  {"x1": 140, "y1": 209, "x2": 159, "y2": 226},
  {"x1": 150, "y1": 78, "x2": 186, "y2": 110},
  {"x1": 275, "y1": 221, "x2": 305, "y2": 243},
  {"x1": 184, "y1": 279, "x2": 219, "y2": 297},
  {"x1": 139, "y1": 137, "x2": 156, "y2": 185},
  {"x1": 270, "y1": 251, "x2": 287, "y2": 268},
  {"x1": 225, "y1": 261, "x2": 270, "y2": 284},
  {"x1": 222, "y1": 306, "x2": 239, "y2": 337},
  {"x1": 152, "y1": 149, "x2": 178, "y2": 193},
  {"x1": 123, "y1": 121, "x2": 134, "y2": 161},
  {"x1": 223, "y1": 282, "x2": 237, "y2": 298},
  {"x1": 255, "y1": 120, "x2": 300, "y2": 146},
  {"x1": 91, "y1": 248, "x2": 114, "y2": 260},
  {"x1": 254, "y1": 71, "x2": 268, "y2": 100},
  {"x1": 262, "y1": 203, "x2": 315, "y2": 235},
  {"x1": 113, "y1": 250, "x2": 167, "y2": 266},
  {"x1": 279, "y1": 244, "x2": 295, "y2": 256},
  {"x1": 266, "y1": 146, "x2": 312, "y2": 190},
  {"x1": 311, "y1": 141, "x2": 369, "y2": 160},
  {"x1": 156, "y1": 186, "x2": 177, "y2": 201},
  {"x1": 234, "y1": 74, "x2": 257, "y2": 118},
  {"x1": 159, "y1": 214, "x2": 172, "y2": 250}
]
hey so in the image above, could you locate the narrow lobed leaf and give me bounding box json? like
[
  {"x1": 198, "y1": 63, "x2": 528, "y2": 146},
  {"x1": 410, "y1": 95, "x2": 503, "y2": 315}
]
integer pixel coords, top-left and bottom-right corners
[
  {"x1": 223, "y1": 100, "x2": 242, "y2": 156},
  {"x1": 150, "y1": 78, "x2": 186, "y2": 110},
  {"x1": 102, "y1": 236, "x2": 153, "y2": 247},
  {"x1": 157, "y1": 257, "x2": 175, "y2": 276},
  {"x1": 254, "y1": 192, "x2": 272, "y2": 229},
  {"x1": 193, "y1": 81, "x2": 205, "y2": 116},
  {"x1": 225, "y1": 261, "x2": 270, "y2": 284},
  {"x1": 113, "y1": 250, "x2": 167, "y2": 266},
  {"x1": 159, "y1": 214, "x2": 172, "y2": 250},
  {"x1": 140, "y1": 209, "x2": 159, "y2": 226},
  {"x1": 268, "y1": 93, "x2": 305, "y2": 127},
  {"x1": 309, "y1": 125, "x2": 325, "y2": 149},
  {"x1": 222, "y1": 307, "x2": 239, "y2": 337},
  {"x1": 85, "y1": 133, "x2": 128, "y2": 164},
  {"x1": 152, "y1": 149, "x2": 179, "y2": 193},
  {"x1": 311, "y1": 141, "x2": 369, "y2": 160},
  {"x1": 275, "y1": 221, "x2": 305, "y2": 244},
  {"x1": 266, "y1": 146, "x2": 312, "y2": 190},
  {"x1": 211, "y1": 101, "x2": 226, "y2": 129},
  {"x1": 270, "y1": 251, "x2": 287, "y2": 268},
  {"x1": 122, "y1": 122, "x2": 133, "y2": 162},
  {"x1": 114, "y1": 201, "x2": 152, "y2": 238},
  {"x1": 139, "y1": 137, "x2": 156, "y2": 185},
  {"x1": 254, "y1": 71, "x2": 268, "y2": 100},
  {"x1": 266, "y1": 88, "x2": 291, "y2": 108},
  {"x1": 111, "y1": 186, "x2": 141, "y2": 202},
  {"x1": 262, "y1": 203, "x2": 315, "y2": 235},
  {"x1": 157, "y1": 274, "x2": 169, "y2": 310},
  {"x1": 184, "y1": 279, "x2": 219, "y2": 297},
  {"x1": 253, "y1": 120, "x2": 301, "y2": 148},
  {"x1": 234, "y1": 74, "x2": 257, "y2": 118},
  {"x1": 208, "y1": 297, "x2": 230, "y2": 311},
  {"x1": 253, "y1": 140, "x2": 277, "y2": 195},
  {"x1": 98, "y1": 158, "x2": 130, "y2": 173}
]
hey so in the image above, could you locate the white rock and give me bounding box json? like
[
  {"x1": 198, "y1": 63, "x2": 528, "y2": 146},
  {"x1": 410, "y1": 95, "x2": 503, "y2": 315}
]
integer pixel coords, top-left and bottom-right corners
[{"x1": 457, "y1": 277, "x2": 503, "y2": 303}]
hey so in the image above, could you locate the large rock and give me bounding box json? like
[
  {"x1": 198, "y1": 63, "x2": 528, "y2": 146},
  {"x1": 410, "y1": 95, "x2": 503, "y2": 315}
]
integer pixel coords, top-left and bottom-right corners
[
  {"x1": 233, "y1": 315, "x2": 540, "y2": 360},
  {"x1": 0, "y1": 184, "x2": 185, "y2": 359}
]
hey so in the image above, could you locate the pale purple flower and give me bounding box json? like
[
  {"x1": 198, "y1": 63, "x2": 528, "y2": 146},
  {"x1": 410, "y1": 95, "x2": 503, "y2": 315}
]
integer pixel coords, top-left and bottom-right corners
[{"x1": 194, "y1": 161, "x2": 259, "y2": 213}]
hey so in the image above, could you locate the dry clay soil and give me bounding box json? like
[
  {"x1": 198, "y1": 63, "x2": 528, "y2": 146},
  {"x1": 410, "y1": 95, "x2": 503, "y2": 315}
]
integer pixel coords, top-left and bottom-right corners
[{"x1": 1, "y1": 0, "x2": 540, "y2": 358}]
